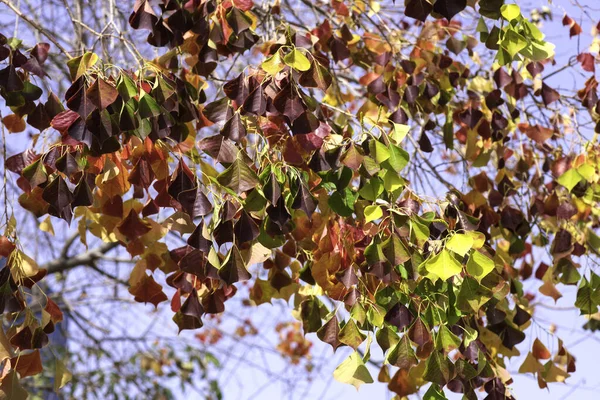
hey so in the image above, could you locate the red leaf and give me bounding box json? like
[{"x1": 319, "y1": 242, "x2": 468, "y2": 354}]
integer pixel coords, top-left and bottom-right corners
[
  {"x1": 51, "y1": 110, "x2": 80, "y2": 133},
  {"x1": 117, "y1": 210, "x2": 152, "y2": 241},
  {"x1": 577, "y1": 53, "x2": 595, "y2": 73}
]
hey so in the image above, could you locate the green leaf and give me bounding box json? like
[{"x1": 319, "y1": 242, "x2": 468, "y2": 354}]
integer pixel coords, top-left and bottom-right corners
[
  {"x1": 436, "y1": 325, "x2": 461, "y2": 353},
  {"x1": 466, "y1": 251, "x2": 495, "y2": 282},
  {"x1": 283, "y1": 49, "x2": 311, "y2": 71},
  {"x1": 328, "y1": 188, "x2": 356, "y2": 217},
  {"x1": 138, "y1": 93, "x2": 161, "y2": 118},
  {"x1": 339, "y1": 319, "x2": 366, "y2": 349},
  {"x1": 390, "y1": 123, "x2": 409, "y2": 144},
  {"x1": 117, "y1": 74, "x2": 138, "y2": 100},
  {"x1": 262, "y1": 51, "x2": 285, "y2": 75},
  {"x1": 359, "y1": 178, "x2": 383, "y2": 201},
  {"x1": 463, "y1": 325, "x2": 478, "y2": 347},
  {"x1": 66, "y1": 52, "x2": 99, "y2": 81},
  {"x1": 557, "y1": 169, "x2": 583, "y2": 192},
  {"x1": 364, "y1": 205, "x2": 383, "y2": 223},
  {"x1": 216, "y1": 157, "x2": 260, "y2": 194},
  {"x1": 382, "y1": 144, "x2": 409, "y2": 173},
  {"x1": 376, "y1": 326, "x2": 399, "y2": 354},
  {"x1": 423, "y1": 350, "x2": 453, "y2": 386},
  {"x1": 445, "y1": 233, "x2": 473, "y2": 257},
  {"x1": 456, "y1": 277, "x2": 492, "y2": 313},
  {"x1": 382, "y1": 234, "x2": 411, "y2": 266},
  {"x1": 501, "y1": 29, "x2": 527, "y2": 58},
  {"x1": 368, "y1": 140, "x2": 391, "y2": 163},
  {"x1": 387, "y1": 334, "x2": 418, "y2": 369},
  {"x1": 425, "y1": 249, "x2": 462, "y2": 281},
  {"x1": 574, "y1": 278, "x2": 600, "y2": 315},
  {"x1": 500, "y1": 4, "x2": 521, "y2": 21},
  {"x1": 423, "y1": 384, "x2": 448, "y2": 400},
  {"x1": 381, "y1": 169, "x2": 404, "y2": 192},
  {"x1": 333, "y1": 351, "x2": 374, "y2": 389}
]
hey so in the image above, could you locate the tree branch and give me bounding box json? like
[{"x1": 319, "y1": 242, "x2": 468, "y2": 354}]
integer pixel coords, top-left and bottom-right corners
[{"x1": 42, "y1": 241, "x2": 120, "y2": 275}]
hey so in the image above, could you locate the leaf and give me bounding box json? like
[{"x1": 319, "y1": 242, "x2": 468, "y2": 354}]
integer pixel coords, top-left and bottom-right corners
[
  {"x1": 262, "y1": 51, "x2": 284, "y2": 75},
  {"x1": 364, "y1": 205, "x2": 383, "y2": 223},
  {"x1": 218, "y1": 245, "x2": 251, "y2": 285},
  {"x1": 292, "y1": 182, "x2": 316, "y2": 218},
  {"x1": 541, "y1": 82, "x2": 560, "y2": 106},
  {"x1": 359, "y1": 179, "x2": 383, "y2": 201},
  {"x1": 339, "y1": 319, "x2": 366, "y2": 349},
  {"x1": 519, "y1": 352, "x2": 543, "y2": 374},
  {"x1": 381, "y1": 144, "x2": 409, "y2": 173},
  {"x1": 557, "y1": 169, "x2": 583, "y2": 192},
  {"x1": 500, "y1": 4, "x2": 521, "y2": 21},
  {"x1": 463, "y1": 325, "x2": 478, "y2": 347},
  {"x1": 388, "y1": 334, "x2": 417, "y2": 369},
  {"x1": 54, "y1": 359, "x2": 72, "y2": 393},
  {"x1": 532, "y1": 338, "x2": 551, "y2": 360},
  {"x1": 1, "y1": 114, "x2": 25, "y2": 133},
  {"x1": 138, "y1": 93, "x2": 161, "y2": 118},
  {"x1": 283, "y1": 49, "x2": 311, "y2": 71},
  {"x1": 328, "y1": 189, "x2": 356, "y2": 217},
  {"x1": 317, "y1": 315, "x2": 342, "y2": 351},
  {"x1": 117, "y1": 210, "x2": 151, "y2": 241},
  {"x1": 456, "y1": 277, "x2": 492, "y2": 313},
  {"x1": 423, "y1": 350, "x2": 453, "y2": 386},
  {"x1": 409, "y1": 318, "x2": 430, "y2": 347},
  {"x1": 0, "y1": 370, "x2": 29, "y2": 400},
  {"x1": 129, "y1": 274, "x2": 168, "y2": 308},
  {"x1": 11, "y1": 350, "x2": 42, "y2": 378},
  {"x1": 382, "y1": 235, "x2": 411, "y2": 266},
  {"x1": 333, "y1": 351, "x2": 374, "y2": 389},
  {"x1": 423, "y1": 384, "x2": 447, "y2": 400},
  {"x1": 577, "y1": 53, "x2": 595, "y2": 73},
  {"x1": 445, "y1": 233, "x2": 473, "y2": 257},
  {"x1": 436, "y1": 325, "x2": 461, "y2": 353},
  {"x1": 433, "y1": 0, "x2": 466, "y2": 20},
  {"x1": 368, "y1": 140, "x2": 391, "y2": 163},
  {"x1": 66, "y1": 52, "x2": 98, "y2": 81},
  {"x1": 221, "y1": 112, "x2": 246, "y2": 142},
  {"x1": 86, "y1": 78, "x2": 118, "y2": 109},
  {"x1": 300, "y1": 297, "x2": 322, "y2": 333},
  {"x1": 466, "y1": 250, "x2": 495, "y2": 282},
  {"x1": 405, "y1": 0, "x2": 433, "y2": 22},
  {"x1": 217, "y1": 157, "x2": 259, "y2": 194},
  {"x1": 425, "y1": 249, "x2": 462, "y2": 281},
  {"x1": 384, "y1": 303, "x2": 414, "y2": 331},
  {"x1": 198, "y1": 135, "x2": 238, "y2": 164},
  {"x1": 501, "y1": 29, "x2": 527, "y2": 58},
  {"x1": 234, "y1": 211, "x2": 259, "y2": 243}
]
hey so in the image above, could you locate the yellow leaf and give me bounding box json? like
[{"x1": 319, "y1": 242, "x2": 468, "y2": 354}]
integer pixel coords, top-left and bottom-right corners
[
  {"x1": 39, "y1": 217, "x2": 55, "y2": 236},
  {"x1": 54, "y1": 359, "x2": 72, "y2": 392}
]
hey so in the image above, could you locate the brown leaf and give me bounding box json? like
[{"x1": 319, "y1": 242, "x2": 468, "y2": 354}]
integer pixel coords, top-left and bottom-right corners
[
  {"x1": 129, "y1": 274, "x2": 168, "y2": 308},
  {"x1": 87, "y1": 78, "x2": 119, "y2": 109},
  {"x1": 409, "y1": 318, "x2": 430, "y2": 347},
  {"x1": 10, "y1": 350, "x2": 43, "y2": 378}
]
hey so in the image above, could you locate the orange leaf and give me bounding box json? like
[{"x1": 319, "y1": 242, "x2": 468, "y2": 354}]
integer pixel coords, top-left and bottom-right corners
[{"x1": 2, "y1": 114, "x2": 26, "y2": 133}]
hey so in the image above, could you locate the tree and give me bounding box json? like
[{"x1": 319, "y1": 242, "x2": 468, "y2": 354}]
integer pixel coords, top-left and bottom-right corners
[{"x1": 0, "y1": 0, "x2": 599, "y2": 398}]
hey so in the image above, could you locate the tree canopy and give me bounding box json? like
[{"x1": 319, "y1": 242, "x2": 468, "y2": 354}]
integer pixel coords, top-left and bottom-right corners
[{"x1": 0, "y1": 0, "x2": 599, "y2": 398}]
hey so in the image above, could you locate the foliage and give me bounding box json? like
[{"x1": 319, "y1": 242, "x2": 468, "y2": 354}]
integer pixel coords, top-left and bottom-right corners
[{"x1": 0, "y1": 0, "x2": 599, "y2": 398}]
